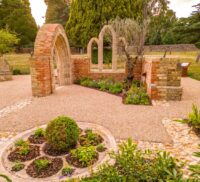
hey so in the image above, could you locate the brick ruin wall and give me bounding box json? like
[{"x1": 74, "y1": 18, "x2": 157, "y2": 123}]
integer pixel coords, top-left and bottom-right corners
[{"x1": 142, "y1": 58, "x2": 182, "y2": 101}]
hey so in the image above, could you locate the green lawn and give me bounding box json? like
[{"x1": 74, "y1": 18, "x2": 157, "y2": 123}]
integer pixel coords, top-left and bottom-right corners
[
  {"x1": 4, "y1": 52, "x2": 200, "y2": 81},
  {"x1": 5, "y1": 53, "x2": 31, "y2": 75}
]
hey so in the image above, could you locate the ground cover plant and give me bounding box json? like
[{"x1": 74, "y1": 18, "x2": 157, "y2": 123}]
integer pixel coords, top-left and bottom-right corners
[
  {"x1": 65, "y1": 139, "x2": 184, "y2": 182},
  {"x1": 78, "y1": 77, "x2": 151, "y2": 105},
  {"x1": 6, "y1": 115, "x2": 108, "y2": 179}
]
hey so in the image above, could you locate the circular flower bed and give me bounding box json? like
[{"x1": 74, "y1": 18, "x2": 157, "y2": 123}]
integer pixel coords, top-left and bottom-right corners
[{"x1": 0, "y1": 116, "x2": 117, "y2": 182}]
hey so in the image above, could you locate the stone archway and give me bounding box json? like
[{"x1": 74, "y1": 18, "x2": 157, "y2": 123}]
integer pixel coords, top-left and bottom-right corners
[
  {"x1": 31, "y1": 24, "x2": 72, "y2": 97},
  {"x1": 87, "y1": 37, "x2": 99, "y2": 64},
  {"x1": 98, "y1": 25, "x2": 118, "y2": 71}
]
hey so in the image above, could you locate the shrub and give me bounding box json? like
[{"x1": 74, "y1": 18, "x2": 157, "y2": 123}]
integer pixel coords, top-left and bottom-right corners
[
  {"x1": 45, "y1": 116, "x2": 79, "y2": 151},
  {"x1": 188, "y1": 104, "x2": 200, "y2": 129},
  {"x1": 96, "y1": 144, "x2": 106, "y2": 152},
  {"x1": 80, "y1": 130, "x2": 103, "y2": 146},
  {"x1": 13, "y1": 69, "x2": 21, "y2": 75},
  {"x1": 11, "y1": 162, "x2": 25, "y2": 172},
  {"x1": 108, "y1": 82, "x2": 123, "y2": 94},
  {"x1": 17, "y1": 145, "x2": 30, "y2": 156},
  {"x1": 80, "y1": 139, "x2": 183, "y2": 181},
  {"x1": 80, "y1": 78, "x2": 98, "y2": 88},
  {"x1": 34, "y1": 159, "x2": 50, "y2": 171},
  {"x1": 125, "y1": 85, "x2": 150, "y2": 105},
  {"x1": 0, "y1": 174, "x2": 12, "y2": 182},
  {"x1": 15, "y1": 139, "x2": 27, "y2": 147},
  {"x1": 62, "y1": 166, "x2": 74, "y2": 176},
  {"x1": 34, "y1": 128, "x2": 45, "y2": 138},
  {"x1": 70, "y1": 146, "x2": 98, "y2": 167}
]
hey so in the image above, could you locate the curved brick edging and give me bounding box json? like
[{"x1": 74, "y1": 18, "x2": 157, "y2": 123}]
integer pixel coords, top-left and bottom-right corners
[{"x1": 0, "y1": 122, "x2": 117, "y2": 182}]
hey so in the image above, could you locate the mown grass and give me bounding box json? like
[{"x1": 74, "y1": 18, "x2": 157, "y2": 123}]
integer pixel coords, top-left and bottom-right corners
[
  {"x1": 5, "y1": 53, "x2": 31, "y2": 75},
  {"x1": 3, "y1": 52, "x2": 200, "y2": 81}
]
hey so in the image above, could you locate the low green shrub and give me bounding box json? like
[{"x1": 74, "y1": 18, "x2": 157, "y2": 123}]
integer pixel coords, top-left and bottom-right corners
[
  {"x1": 80, "y1": 139, "x2": 183, "y2": 182},
  {"x1": 108, "y1": 82, "x2": 123, "y2": 94},
  {"x1": 80, "y1": 77, "x2": 99, "y2": 88},
  {"x1": 188, "y1": 104, "x2": 200, "y2": 129},
  {"x1": 80, "y1": 130, "x2": 103, "y2": 147},
  {"x1": 15, "y1": 139, "x2": 27, "y2": 147},
  {"x1": 17, "y1": 145, "x2": 30, "y2": 156},
  {"x1": 34, "y1": 128, "x2": 45, "y2": 138},
  {"x1": 13, "y1": 69, "x2": 21, "y2": 75},
  {"x1": 34, "y1": 158, "x2": 51, "y2": 172},
  {"x1": 96, "y1": 144, "x2": 106, "y2": 152},
  {"x1": 11, "y1": 162, "x2": 25, "y2": 172},
  {"x1": 62, "y1": 166, "x2": 74, "y2": 176},
  {"x1": 70, "y1": 146, "x2": 98, "y2": 167},
  {"x1": 45, "y1": 116, "x2": 79, "y2": 151},
  {"x1": 125, "y1": 85, "x2": 150, "y2": 105}
]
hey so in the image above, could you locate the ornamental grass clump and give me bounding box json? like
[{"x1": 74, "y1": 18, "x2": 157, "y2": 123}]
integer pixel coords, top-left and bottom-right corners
[
  {"x1": 45, "y1": 116, "x2": 79, "y2": 151},
  {"x1": 188, "y1": 104, "x2": 200, "y2": 129}
]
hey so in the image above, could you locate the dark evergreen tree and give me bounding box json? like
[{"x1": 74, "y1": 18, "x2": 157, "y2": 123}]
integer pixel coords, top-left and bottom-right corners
[{"x1": 0, "y1": 0, "x2": 38, "y2": 47}]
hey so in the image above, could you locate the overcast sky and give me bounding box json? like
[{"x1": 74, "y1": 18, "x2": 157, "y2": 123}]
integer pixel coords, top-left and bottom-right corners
[{"x1": 29, "y1": 0, "x2": 199, "y2": 26}]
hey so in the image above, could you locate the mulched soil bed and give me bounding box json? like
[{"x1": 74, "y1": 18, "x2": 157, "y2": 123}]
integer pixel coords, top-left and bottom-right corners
[
  {"x1": 66, "y1": 153, "x2": 98, "y2": 168},
  {"x1": 79, "y1": 134, "x2": 104, "y2": 146},
  {"x1": 26, "y1": 156, "x2": 63, "y2": 178},
  {"x1": 43, "y1": 143, "x2": 70, "y2": 156},
  {"x1": 28, "y1": 135, "x2": 46, "y2": 144},
  {"x1": 8, "y1": 145, "x2": 40, "y2": 162}
]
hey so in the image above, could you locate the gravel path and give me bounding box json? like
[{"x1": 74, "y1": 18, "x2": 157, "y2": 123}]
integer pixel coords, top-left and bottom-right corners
[{"x1": 0, "y1": 76, "x2": 199, "y2": 143}]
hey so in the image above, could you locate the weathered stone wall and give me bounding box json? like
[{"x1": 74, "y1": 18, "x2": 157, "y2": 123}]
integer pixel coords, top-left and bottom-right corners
[
  {"x1": 0, "y1": 57, "x2": 12, "y2": 82},
  {"x1": 143, "y1": 58, "x2": 182, "y2": 101}
]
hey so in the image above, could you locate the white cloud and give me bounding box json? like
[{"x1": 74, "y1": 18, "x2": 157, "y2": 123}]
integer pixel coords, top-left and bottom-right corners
[
  {"x1": 168, "y1": 0, "x2": 199, "y2": 18},
  {"x1": 29, "y1": 0, "x2": 47, "y2": 26}
]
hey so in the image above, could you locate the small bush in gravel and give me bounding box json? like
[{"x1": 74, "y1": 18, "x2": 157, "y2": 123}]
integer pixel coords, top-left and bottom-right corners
[
  {"x1": 62, "y1": 166, "x2": 75, "y2": 176},
  {"x1": 17, "y1": 145, "x2": 30, "y2": 156},
  {"x1": 34, "y1": 159, "x2": 51, "y2": 172},
  {"x1": 69, "y1": 146, "x2": 98, "y2": 168},
  {"x1": 11, "y1": 162, "x2": 25, "y2": 172},
  {"x1": 34, "y1": 128, "x2": 45, "y2": 138},
  {"x1": 46, "y1": 116, "x2": 79, "y2": 151}
]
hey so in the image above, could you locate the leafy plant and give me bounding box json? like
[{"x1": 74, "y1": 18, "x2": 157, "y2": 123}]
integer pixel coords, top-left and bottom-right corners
[
  {"x1": 34, "y1": 159, "x2": 50, "y2": 172},
  {"x1": 0, "y1": 174, "x2": 12, "y2": 182},
  {"x1": 96, "y1": 144, "x2": 106, "y2": 152},
  {"x1": 15, "y1": 139, "x2": 27, "y2": 147},
  {"x1": 13, "y1": 69, "x2": 21, "y2": 75},
  {"x1": 11, "y1": 162, "x2": 25, "y2": 172},
  {"x1": 79, "y1": 139, "x2": 183, "y2": 181},
  {"x1": 45, "y1": 116, "x2": 79, "y2": 151},
  {"x1": 125, "y1": 85, "x2": 150, "y2": 105},
  {"x1": 188, "y1": 104, "x2": 200, "y2": 129},
  {"x1": 34, "y1": 128, "x2": 45, "y2": 138},
  {"x1": 79, "y1": 78, "x2": 98, "y2": 88},
  {"x1": 108, "y1": 82, "x2": 123, "y2": 94},
  {"x1": 80, "y1": 130, "x2": 103, "y2": 147},
  {"x1": 17, "y1": 145, "x2": 30, "y2": 156},
  {"x1": 70, "y1": 146, "x2": 98, "y2": 167},
  {"x1": 62, "y1": 166, "x2": 75, "y2": 176}
]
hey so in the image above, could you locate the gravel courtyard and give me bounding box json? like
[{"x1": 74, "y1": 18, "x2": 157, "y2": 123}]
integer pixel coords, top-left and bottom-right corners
[{"x1": 0, "y1": 75, "x2": 199, "y2": 143}]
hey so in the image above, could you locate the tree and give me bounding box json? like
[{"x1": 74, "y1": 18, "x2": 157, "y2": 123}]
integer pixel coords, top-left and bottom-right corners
[
  {"x1": 45, "y1": 0, "x2": 70, "y2": 27},
  {"x1": 0, "y1": 0, "x2": 38, "y2": 47},
  {"x1": 171, "y1": 3, "x2": 200, "y2": 46},
  {"x1": 66, "y1": 0, "x2": 169, "y2": 48},
  {"x1": 0, "y1": 29, "x2": 19, "y2": 57}
]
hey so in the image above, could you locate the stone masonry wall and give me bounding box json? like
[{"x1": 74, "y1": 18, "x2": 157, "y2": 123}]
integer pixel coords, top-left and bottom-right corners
[
  {"x1": 73, "y1": 55, "x2": 143, "y2": 82},
  {"x1": 143, "y1": 58, "x2": 182, "y2": 101}
]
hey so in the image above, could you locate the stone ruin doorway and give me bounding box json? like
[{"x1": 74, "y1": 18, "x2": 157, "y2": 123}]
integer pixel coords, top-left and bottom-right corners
[{"x1": 31, "y1": 24, "x2": 72, "y2": 97}]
